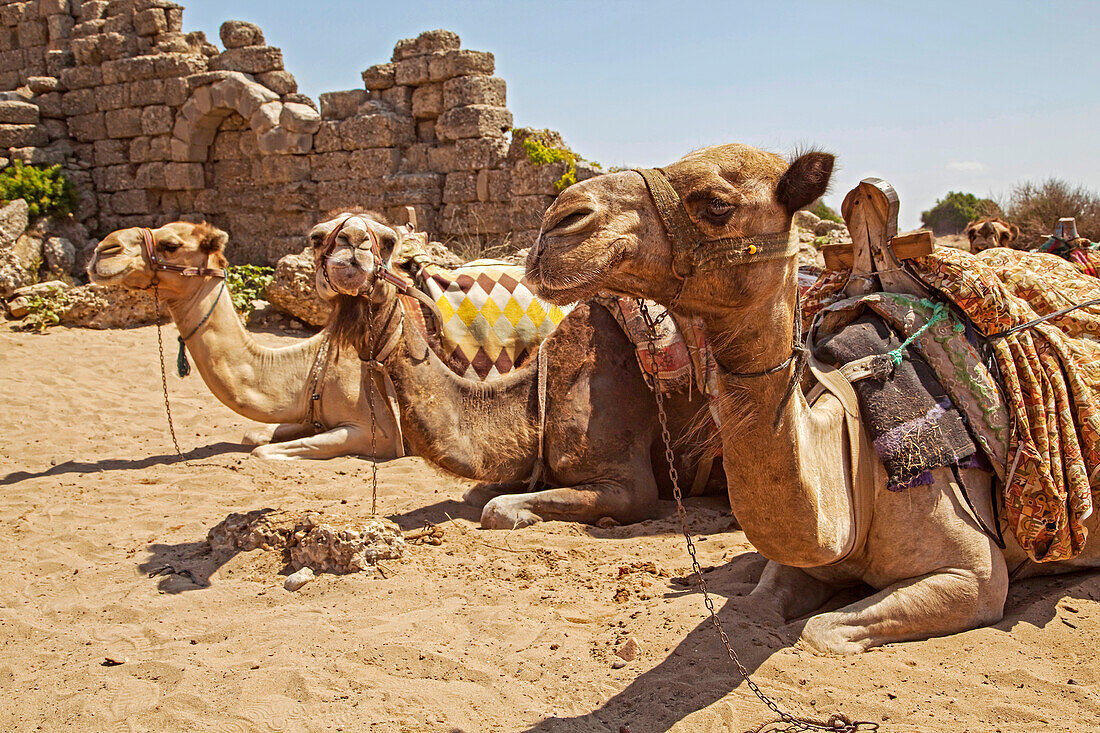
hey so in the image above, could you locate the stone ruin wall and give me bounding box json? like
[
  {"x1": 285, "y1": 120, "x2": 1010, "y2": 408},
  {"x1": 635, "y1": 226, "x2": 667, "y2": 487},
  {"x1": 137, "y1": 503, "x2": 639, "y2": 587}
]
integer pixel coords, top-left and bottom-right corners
[{"x1": 0, "y1": 0, "x2": 581, "y2": 265}]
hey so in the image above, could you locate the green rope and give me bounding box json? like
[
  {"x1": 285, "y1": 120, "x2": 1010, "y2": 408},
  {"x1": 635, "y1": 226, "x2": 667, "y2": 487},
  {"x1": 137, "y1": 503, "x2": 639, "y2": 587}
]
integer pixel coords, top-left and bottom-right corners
[
  {"x1": 886, "y1": 300, "x2": 948, "y2": 365},
  {"x1": 177, "y1": 279, "x2": 227, "y2": 378}
]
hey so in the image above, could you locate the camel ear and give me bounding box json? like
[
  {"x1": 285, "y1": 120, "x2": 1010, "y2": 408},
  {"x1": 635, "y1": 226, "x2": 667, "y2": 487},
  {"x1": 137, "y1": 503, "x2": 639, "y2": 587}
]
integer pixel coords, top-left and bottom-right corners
[
  {"x1": 192, "y1": 222, "x2": 229, "y2": 254},
  {"x1": 966, "y1": 224, "x2": 978, "y2": 241},
  {"x1": 776, "y1": 151, "x2": 834, "y2": 215},
  {"x1": 1008, "y1": 223, "x2": 1019, "y2": 240}
]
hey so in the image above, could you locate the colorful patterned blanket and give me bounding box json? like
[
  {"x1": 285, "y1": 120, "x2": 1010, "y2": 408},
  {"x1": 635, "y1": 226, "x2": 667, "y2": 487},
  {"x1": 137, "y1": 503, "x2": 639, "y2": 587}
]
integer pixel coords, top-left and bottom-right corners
[
  {"x1": 391, "y1": 234, "x2": 571, "y2": 380},
  {"x1": 812, "y1": 247, "x2": 1100, "y2": 562}
]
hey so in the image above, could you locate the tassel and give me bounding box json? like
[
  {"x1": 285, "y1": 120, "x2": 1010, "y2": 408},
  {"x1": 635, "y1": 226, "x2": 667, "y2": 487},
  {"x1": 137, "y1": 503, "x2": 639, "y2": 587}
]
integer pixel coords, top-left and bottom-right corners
[{"x1": 177, "y1": 336, "x2": 191, "y2": 377}]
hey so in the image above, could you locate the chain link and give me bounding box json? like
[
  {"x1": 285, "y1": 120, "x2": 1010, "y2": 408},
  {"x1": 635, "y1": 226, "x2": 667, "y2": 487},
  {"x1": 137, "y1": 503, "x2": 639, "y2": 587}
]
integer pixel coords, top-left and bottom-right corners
[
  {"x1": 152, "y1": 286, "x2": 183, "y2": 459},
  {"x1": 365, "y1": 294, "x2": 379, "y2": 516},
  {"x1": 636, "y1": 299, "x2": 874, "y2": 733}
]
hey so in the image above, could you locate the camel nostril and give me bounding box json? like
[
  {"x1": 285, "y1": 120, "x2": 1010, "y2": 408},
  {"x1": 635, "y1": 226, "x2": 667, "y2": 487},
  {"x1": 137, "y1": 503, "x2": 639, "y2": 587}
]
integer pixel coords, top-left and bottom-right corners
[
  {"x1": 96, "y1": 242, "x2": 122, "y2": 256},
  {"x1": 547, "y1": 208, "x2": 596, "y2": 235}
]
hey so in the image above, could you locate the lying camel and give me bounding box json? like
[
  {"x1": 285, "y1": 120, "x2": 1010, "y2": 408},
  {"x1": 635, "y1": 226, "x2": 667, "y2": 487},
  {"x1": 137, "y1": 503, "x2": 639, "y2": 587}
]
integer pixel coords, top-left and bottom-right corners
[
  {"x1": 526, "y1": 143, "x2": 1100, "y2": 653},
  {"x1": 313, "y1": 213, "x2": 724, "y2": 528},
  {"x1": 965, "y1": 217, "x2": 1020, "y2": 252},
  {"x1": 87, "y1": 221, "x2": 403, "y2": 460}
]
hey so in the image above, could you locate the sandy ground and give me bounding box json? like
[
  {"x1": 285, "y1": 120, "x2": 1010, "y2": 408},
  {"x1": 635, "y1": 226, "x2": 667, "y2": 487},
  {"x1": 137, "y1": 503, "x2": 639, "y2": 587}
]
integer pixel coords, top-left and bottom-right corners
[{"x1": 1, "y1": 323, "x2": 1099, "y2": 733}]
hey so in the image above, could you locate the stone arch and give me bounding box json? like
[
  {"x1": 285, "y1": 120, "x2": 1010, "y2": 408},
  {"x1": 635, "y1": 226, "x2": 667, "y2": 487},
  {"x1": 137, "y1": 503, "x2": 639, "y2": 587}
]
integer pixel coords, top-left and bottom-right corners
[{"x1": 169, "y1": 72, "x2": 320, "y2": 167}]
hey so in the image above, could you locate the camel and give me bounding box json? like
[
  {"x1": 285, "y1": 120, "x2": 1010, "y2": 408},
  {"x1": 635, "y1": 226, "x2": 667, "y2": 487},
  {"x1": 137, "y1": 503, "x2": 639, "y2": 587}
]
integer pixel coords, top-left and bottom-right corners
[
  {"x1": 87, "y1": 221, "x2": 403, "y2": 460},
  {"x1": 525, "y1": 143, "x2": 1100, "y2": 653},
  {"x1": 965, "y1": 217, "x2": 1020, "y2": 252},
  {"x1": 312, "y1": 213, "x2": 724, "y2": 528}
]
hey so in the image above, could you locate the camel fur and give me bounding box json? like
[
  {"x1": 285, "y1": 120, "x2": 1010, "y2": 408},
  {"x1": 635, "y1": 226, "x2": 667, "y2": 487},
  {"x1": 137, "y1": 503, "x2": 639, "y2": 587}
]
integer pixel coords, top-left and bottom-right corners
[
  {"x1": 313, "y1": 213, "x2": 724, "y2": 529},
  {"x1": 525, "y1": 143, "x2": 1100, "y2": 653},
  {"x1": 87, "y1": 222, "x2": 402, "y2": 460}
]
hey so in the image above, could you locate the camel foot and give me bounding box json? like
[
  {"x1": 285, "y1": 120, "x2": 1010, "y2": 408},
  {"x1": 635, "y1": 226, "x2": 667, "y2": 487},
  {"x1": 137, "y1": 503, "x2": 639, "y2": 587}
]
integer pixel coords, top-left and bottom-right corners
[
  {"x1": 480, "y1": 495, "x2": 542, "y2": 529},
  {"x1": 463, "y1": 481, "x2": 527, "y2": 509},
  {"x1": 249, "y1": 444, "x2": 298, "y2": 460},
  {"x1": 242, "y1": 427, "x2": 276, "y2": 446},
  {"x1": 796, "y1": 612, "x2": 869, "y2": 656}
]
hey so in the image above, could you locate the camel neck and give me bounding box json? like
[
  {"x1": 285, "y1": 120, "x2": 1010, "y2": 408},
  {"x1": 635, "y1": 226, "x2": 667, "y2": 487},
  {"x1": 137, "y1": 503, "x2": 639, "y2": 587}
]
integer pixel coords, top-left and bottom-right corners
[
  {"x1": 160, "y1": 279, "x2": 320, "y2": 424},
  {"x1": 698, "y1": 268, "x2": 856, "y2": 567},
  {"x1": 370, "y1": 292, "x2": 541, "y2": 482}
]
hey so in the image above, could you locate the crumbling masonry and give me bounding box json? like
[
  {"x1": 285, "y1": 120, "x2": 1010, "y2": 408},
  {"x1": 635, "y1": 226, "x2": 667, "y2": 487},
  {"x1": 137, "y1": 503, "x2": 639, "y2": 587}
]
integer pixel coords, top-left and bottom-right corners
[{"x1": 0, "y1": 0, "x2": 585, "y2": 264}]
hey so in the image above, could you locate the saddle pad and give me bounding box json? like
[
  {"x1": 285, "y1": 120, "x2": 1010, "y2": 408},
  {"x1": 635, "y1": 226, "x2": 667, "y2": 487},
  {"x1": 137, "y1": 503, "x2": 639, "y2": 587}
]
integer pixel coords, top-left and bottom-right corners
[
  {"x1": 814, "y1": 312, "x2": 978, "y2": 491},
  {"x1": 415, "y1": 260, "x2": 571, "y2": 380}
]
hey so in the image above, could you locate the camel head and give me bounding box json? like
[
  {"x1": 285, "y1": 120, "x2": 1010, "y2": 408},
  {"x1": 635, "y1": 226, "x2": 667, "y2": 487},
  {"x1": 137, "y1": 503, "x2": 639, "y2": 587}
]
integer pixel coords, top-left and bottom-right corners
[
  {"x1": 309, "y1": 212, "x2": 399, "y2": 302},
  {"x1": 965, "y1": 218, "x2": 1020, "y2": 252},
  {"x1": 526, "y1": 143, "x2": 834, "y2": 317},
  {"x1": 87, "y1": 222, "x2": 229, "y2": 298}
]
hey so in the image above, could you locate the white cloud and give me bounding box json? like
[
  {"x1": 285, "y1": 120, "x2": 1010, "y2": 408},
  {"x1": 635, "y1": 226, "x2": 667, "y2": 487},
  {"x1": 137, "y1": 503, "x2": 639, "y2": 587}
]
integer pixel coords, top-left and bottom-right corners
[{"x1": 946, "y1": 160, "x2": 986, "y2": 173}]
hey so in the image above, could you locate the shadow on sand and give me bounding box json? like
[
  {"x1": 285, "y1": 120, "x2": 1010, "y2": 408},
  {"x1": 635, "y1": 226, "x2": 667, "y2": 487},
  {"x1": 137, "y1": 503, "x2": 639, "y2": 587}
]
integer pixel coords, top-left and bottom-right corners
[{"x1": 0, "y1": 441, "x2": 249, "y2": 485}]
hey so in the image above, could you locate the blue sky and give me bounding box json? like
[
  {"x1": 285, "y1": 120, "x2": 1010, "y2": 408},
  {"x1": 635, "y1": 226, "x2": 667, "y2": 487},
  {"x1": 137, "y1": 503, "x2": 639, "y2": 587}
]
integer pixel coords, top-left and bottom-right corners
[{"x1": 183, "y1": 1, "x2": 1100, "y2": 229}]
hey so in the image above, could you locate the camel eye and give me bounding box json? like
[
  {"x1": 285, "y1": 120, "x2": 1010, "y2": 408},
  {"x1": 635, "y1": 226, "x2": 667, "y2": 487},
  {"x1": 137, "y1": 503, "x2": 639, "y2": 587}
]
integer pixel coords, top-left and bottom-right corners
[
  {"x1": 704, "y1": 199, "x2": 734, "y2": 220},
  {"x1": 309, "y1": 233, "x2": 324, "y2": 249},
  {"x1": 160, "y1": 240, "x2": 181, "y2": 252}
]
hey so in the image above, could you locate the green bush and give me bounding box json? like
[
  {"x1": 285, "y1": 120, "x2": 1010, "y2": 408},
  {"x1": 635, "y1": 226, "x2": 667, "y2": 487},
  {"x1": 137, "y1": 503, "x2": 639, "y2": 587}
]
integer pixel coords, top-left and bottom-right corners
[
  {"x1": 1005, "y1": 178, "x2": 1100, "y2": 244},
  {"x1": 18, "y1": 286, "x2": 71, "y2": 332},
  {"x1": 808, "y1": 198, "x2": 843, "y2": 223},
  {"x1": 920, "y1": 191, "x2": 1000, "y2": 235},
  {"x1": 225, "y1": 264, "x2": 273, "y2": 316},
  {"x1": 522, "y1": 136, "x2": 578, "y2": 192},
  {"x1": 0, "y1": 160, "x2": 77, "y2": 218}
]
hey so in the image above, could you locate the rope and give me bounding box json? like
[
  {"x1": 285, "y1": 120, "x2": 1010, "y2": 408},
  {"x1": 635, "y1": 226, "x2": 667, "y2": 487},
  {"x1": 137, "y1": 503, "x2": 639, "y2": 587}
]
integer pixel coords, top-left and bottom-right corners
[
  {"x1": 176, "y1": 279, "x2": 227, "y2": 378},
  {"x1": 885, "y1": 301, "x2": 947, "y2": 365}
]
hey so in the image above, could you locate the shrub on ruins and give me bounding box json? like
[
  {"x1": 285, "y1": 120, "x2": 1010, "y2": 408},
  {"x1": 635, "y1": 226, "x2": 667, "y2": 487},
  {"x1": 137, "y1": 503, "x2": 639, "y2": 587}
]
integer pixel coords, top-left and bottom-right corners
[
  {"x1": 920, "y1": 191, "x2": 1001, "y2": 235},
  {"x1": 1005, "y1": 178, "x2": 1100, "y2": 244},
  {"x1": 521, "y1": 135, "x2": 579, "y2": 192},
  {"x1": 226, "y1": 264, "x2": 275, "y2": 316},
  {"x1": 0, "y1": 161, "x2": 77, "y2": 219},
  {"x1": 808, "y1": 198, "x2": 843, "y2": 223}
]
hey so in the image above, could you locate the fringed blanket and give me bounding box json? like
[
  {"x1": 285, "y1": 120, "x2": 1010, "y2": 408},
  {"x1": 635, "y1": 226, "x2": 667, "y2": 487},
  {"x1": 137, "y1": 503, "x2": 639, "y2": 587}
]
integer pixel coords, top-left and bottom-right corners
[{"x1": 811, "y1": 246, "x2": 1100, "y2": 562}]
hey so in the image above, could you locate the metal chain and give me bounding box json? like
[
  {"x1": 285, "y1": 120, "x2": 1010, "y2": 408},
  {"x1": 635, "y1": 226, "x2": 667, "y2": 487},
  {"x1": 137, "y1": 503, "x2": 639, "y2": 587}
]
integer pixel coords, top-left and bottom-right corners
[
  {"x1": 636, "y1": 299, "x2": 875, "y2": 733},
  {"x1": 365, "y1": 293, "x2": 379, "y2": 516},
  {"x1": 151, "y1": 286, "x2": 183, "y2": 459}
]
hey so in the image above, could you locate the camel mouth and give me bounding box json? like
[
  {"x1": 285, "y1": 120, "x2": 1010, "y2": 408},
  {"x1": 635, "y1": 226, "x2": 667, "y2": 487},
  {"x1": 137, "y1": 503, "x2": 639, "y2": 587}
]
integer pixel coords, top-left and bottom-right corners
[
  {"x1": 526, "y1": 239, "x2": 624, "y2": 305},
  {"x1": 323, "y1": 259, "x2": 372, "y2": 296},
  {"x1": 87, "y1": 251, "x2": 137, "y2": 284}
]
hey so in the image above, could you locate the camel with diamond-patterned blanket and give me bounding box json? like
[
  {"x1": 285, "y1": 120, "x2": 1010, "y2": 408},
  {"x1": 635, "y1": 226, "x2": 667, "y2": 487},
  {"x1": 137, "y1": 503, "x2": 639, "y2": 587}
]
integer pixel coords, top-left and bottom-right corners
[{"x1": 311, "y1": 213, "x2": 725, "y2": 529}]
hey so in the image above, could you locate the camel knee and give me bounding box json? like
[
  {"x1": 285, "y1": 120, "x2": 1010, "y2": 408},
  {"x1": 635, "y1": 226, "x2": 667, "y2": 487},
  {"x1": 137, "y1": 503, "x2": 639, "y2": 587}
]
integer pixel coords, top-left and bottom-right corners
[{"x1": 250, "y1": 443, "x2": 294, "y2": 460}]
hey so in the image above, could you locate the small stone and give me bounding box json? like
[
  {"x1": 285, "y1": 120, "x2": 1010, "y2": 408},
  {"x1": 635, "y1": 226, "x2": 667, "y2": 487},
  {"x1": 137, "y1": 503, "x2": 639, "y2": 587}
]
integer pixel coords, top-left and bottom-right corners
[
  {"x1": 611, "y1": 658, "x2": 627, "y2": 669},
  {"x1": 615, "y1": 637, "x2": 641, "y2": 662},
  {"x1": 595, "y1": 516, "x2": 618, "y2": 529},
  {"x1": 284, "y1": 566, "x2": 314, "y2": 591},
  {"x1": 102, "y1": 655, "x2": 127, "y2": 666}
]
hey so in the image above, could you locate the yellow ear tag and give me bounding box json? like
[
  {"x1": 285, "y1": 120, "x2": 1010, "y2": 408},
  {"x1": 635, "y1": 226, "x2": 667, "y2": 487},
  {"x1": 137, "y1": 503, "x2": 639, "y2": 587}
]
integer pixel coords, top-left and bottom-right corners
[{"x1": 747, "y1": 244, "x2": 758, "y2": 255}]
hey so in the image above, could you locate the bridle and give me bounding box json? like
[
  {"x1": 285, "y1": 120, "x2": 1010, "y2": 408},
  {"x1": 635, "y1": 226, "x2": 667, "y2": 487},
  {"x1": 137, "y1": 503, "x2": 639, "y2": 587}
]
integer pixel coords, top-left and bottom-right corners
[
  {"x1": 139, "y1": 227, "x2": 226, "y2": 285},
  {"x1": 319, "y1": 217, "x2": 412, "y2": 295},
  {"x1": 634, "y1": 168, "x2": 807, "y2": 425}
]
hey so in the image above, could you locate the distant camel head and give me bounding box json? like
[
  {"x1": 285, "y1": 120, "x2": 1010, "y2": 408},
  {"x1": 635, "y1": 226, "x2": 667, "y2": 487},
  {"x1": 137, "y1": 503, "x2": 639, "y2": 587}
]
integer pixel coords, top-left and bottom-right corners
[
  {"x1": 965, "y1": 218, "x2": 1020, "y2": 252},
  {"x1": 87, "y1": 222, "x2": 229, "y2": 297},
  {"x1": 309, "y1": 212, "x2": 398, "y2": 301},
  {"x1": 526, "y1": 143, "x2": 833, "y2": 317}
]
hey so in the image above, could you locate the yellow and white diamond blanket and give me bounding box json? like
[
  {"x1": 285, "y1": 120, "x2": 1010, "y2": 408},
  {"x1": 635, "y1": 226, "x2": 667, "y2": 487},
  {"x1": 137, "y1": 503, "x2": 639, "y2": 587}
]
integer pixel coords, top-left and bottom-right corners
[{"x1": 411, "y1": 259, "x2": 572, "y2": 380}]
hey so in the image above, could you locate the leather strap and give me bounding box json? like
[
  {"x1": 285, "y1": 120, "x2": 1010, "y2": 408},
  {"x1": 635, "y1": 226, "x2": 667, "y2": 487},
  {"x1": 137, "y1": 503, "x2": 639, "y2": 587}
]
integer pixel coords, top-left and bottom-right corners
[{"x1": 141, "y1": 228, "x2": 226, "y2": 280}]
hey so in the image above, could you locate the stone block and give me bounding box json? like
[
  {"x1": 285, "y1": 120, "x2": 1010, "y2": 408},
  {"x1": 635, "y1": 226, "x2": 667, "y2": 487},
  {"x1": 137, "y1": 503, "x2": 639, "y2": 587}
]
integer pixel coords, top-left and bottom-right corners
[
  {"x1": 18, "y1": 21, "x2": 48, "y2": 48},
  {"x1": 0, "y1": 3, "x2": 24, "y2": 26},
  {"x1": 378, "y1": 85, "x2": 411, "y2": 116},
  {"x1": 163, "y1": 77, "x2": 188, "y2": 106},
  {"x1": 92, "y1": 163, "x2": 135, "y2": 191},
  {"x1": 58, "y1": 64, "x2": 100, "y2": 90},
  {"x1": 249, "y1": 100, "x2": 281, "y2": 134},
  {"x1": 130, "y1": 134, "x2": 171, "y2": 163},
  {"x1": 46, "y1": 13, "x2": 73, "y2": 41},
  {"x1": 435, "y1": 105, "x2": 511, "y2": 142},
  {"x1": 443, "y1": 201, "x2": 510, "y2": 235},
  {"x1": 319, "y1": 89, "x2": 367, "y2": 121},
  {"x1": 97, "y1": 31, "x2": 139, "y2": 61},
  {"x1": 312, "y1": 120, "x2": 340, "y2": 152},
  {"x1": 256, "y1": 69, "x2": 296, "y2": 95},
  {"x1": 0, "y1": 123, "x2": 44, "y2": 148},
  {"x1": 391, "y1": 29, "x2": 460, "y2": 61},
  {"x1": 384, "y1": 172, "x2": 443, "y2": 206},
  {"x1": 361, "y1": 63, "x2": 394, "y2": 91},
  {"x1": 416, "y1": 119, "x2": 435, "y2": 143},
  {"x1": 105, "y1": 106, "x2": 142, "y2": 138},
  {"x1": 443, "y1": 171, "x2": 477, "y2": 203},
  {"x1": 39, "y1": 0, "x2": 70, "y2": 16},
  {"x1": 133, "y1": 7, "x2": 166, "y2": 36},
  {"x1": 279, "y1": 102, "x2": 320, "y2": 134},
  {"x1": 94, "y1": 82, "x2": 127, "y2": 110},
  {"x1": 510, "y1": 195, "x2": 556, "y2": 231},
  {"x1": 309, "y1": 151, "x2": 349, "y2": 181},
  {"x1": 442, "y1": 75, "x2": 505, "y2": 109},
  {"x1": 67, "y1": 111, "x2": 104, "y2": 141},
  {"x1": 209, "y1": 46, "x2": 283, "y2": 75},
  {"x1": 483, "y1": 168, "x2": 510, "y2": 201},
  {"x1": 141, "y1": 104, "x2": 173, "y2": 135},
  {"x1": 0, "y1": 49, "x2": 26, "y2": 73},
  {"x1": 109, "y1": 189, "x2": 157, "y2": 215},
  {"x1": 315, "y1": 179, "x2": 385, "y2": 213},
  {"x1": 236, "y1": 78, "x2": 279, "y2": 118},
  {"x1": 394, "y1": 56, "x2": 430, "y2": 87},
  {"x1": 79, "y1": 1, "x2": 107, "y2": 21},
  {"x1": 211, "y1": 159, "x2": 249, "y2": 183},
  {"x1": 425, "y1": 143, "x2": 458, "y2": 173},
  {"x1": 135, "y1": 160, "x2": 166, "y2": 188},
  {"x1": 44, "y1": 48, "x2": 73, "y2": 77},
  {"x1": 411, "y1": 82, "x2": 442, "y2": 119},
  {"x1": 349, "y1": 148, "x2": 400, "y2": 178},
  {"x1": 428, "y1": 50, "x2": 493, "y2": 82},
  {"x1": 259, "y1": 155, "x2": 310, "y2": 184},
  {"x1": 34, "y1": 90, "x2": 62, "y2": 118},
  {"x1": 210, "y1": 130, "x2": 242, "y2": 159},
  {"x1": 511, "y1": 159, "x2": 567, "y2": 196},
  {"x1": 220, "y1": 20, "x2": 264, "y2": 49},
  {"x1": 93, "y1": 138, "x2": 128, "y2": 166},
  {"x1": 339, "y1": 112, "x2": 413, "y2": 150},
  {"x1": 101, "y1": 52, "x2": 205, "y2": 84},
  {"x1": 164, "y1": 161, "x2": 203, "y2": 189},
  {"x1": 128, "y1": 78, "x2": 166, "y2": 105},
  {"x1": 256, "y1": 128, "x2": 311, "y2": 155},
  {"x1": 71, "y1": 19, "x2": 104, "y2": 38},
  {"x1": 0, "y1": 100, "x2": 39, "y2": 124},
  {"x1": 168, "y1": 136, "x2": 206, "y2": 162},
  {"x1": 25, "y1": 75, "x2": 58, "y2": 94}
]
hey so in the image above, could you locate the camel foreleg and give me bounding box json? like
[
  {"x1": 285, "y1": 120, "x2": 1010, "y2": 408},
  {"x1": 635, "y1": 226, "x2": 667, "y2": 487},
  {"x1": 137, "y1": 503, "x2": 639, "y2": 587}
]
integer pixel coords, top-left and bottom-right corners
[
  {"x1": 479, "y1": 479, "x2": 658, "y2": 529},
  {"x1": 242, "y1": 422, "x2": 316, "y2": 446},
  {"x1": 250, "y1": 425, "x2": 372, "y2": 460},
  {"x1": 797, "y1": 559, "x2": 1008, "y2": 655},
  {"x1": 750, "y1": 561, "x2": 837, "y2": 621}
]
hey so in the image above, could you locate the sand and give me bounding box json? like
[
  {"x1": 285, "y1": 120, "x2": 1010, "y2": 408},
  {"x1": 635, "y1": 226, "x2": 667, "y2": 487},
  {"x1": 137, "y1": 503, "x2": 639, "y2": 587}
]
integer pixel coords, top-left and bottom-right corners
[{"x1": 1, "y1": 323, "x2": 1098, "y2": 733}]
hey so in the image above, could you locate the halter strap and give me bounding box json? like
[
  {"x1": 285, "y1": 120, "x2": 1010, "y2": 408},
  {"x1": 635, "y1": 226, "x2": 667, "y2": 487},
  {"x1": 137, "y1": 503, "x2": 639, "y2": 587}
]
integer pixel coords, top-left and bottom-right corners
[
  {"x1": 140, "y1": 227, "x2": 227, "y2": 281},
  {"x1": 321, "y1": 216, "x2": 411, "y2": 292}
]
